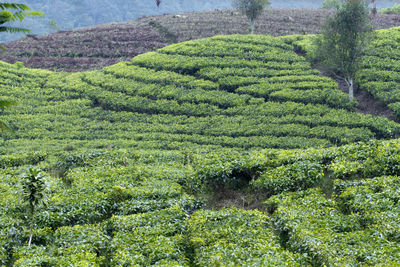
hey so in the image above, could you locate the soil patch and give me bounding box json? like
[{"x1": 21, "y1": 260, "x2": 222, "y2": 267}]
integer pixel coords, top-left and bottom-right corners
[{"x1": 204, "y1": 188, "x2": 266, "y2": 211}]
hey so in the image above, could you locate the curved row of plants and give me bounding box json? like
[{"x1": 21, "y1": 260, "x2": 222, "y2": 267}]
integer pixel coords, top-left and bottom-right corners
[
  {"x1": 1, "y1": 32, "x2": 400, "y2": 265},
  {"x1": 1, "y1": 34, "x2": 399, "y2": 153},
  {"x1": 357, "y1": 27, "x2": 400, "y2": 119},
  {"x1": 2, "y1": 139, "x2": 400, "y2": 265}
]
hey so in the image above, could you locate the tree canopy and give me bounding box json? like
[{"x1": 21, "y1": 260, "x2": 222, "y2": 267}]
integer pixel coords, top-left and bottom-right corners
[
  {"x1": 0, "y1": 3, "x2": 42, "y2": 35},
  {"x1": 314, "y1": 0, "x2": 373, "y2": 101},
  {"x1": 232, "y1": 0, "x2": 270, "y2": 34}
]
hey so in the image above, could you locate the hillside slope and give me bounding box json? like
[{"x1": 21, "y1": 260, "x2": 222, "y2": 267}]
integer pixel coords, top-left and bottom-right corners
[
  {"x1": 0, "y1": 34, "x2": 398, "y2": 154},
  {"x1": 1, "y1": 8, "x2": 400, "y2": 72},
  {"x1": 1, "y1": 30, "x2": 400, "y2": 266}
]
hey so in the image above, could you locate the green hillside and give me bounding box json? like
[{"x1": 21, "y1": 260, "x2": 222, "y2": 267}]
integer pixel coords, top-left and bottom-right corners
[
  {"x1": 358, "y1": 27, "x2": 400, "y2": 118},
  {"x1": 0, "y1": 34, "x2": 397, "y2": 154},
  {"x1": 1, "y1": 31, "x2": 400, "y2": 265}
]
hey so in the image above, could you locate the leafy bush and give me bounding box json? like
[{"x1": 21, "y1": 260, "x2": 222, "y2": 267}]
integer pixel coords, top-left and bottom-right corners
[{"x1": 187, "y1": 208, "x2": 308, "y2": 266}]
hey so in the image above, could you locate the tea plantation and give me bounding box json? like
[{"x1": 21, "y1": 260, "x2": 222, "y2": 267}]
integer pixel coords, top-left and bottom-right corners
[
  {"x1": 1, "y1": 32, "x2": 400, "y2": 265},
  {"x1": 358, "y1": 27, "x2": 400, "y2": 119}
]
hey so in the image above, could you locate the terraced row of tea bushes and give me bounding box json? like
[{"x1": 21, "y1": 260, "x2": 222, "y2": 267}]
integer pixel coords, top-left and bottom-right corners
[
  {"x1": 346, "y1": 27, "x2": 400, "y2": 118},
  {"x1": 192, "y1": 139, "x2": 400, "y2": 265},
  {"x1": 129, "y1": 35, "x2": 353, "y2": 110},
  {"x1": 0, "y1": 150, "x2": 201, "y2": 266},
  {"x1": 266, "y1": 175, "x2": 400, "y2": 266},
  {"x1": 82, "y1": 71, "x2": 262, "y2": 109},
  {"x1": 1, "y1": 150, "x2": 314, "y2": 266},
  {"x1": 66, "y1": 76, "x2": 388, "y2": 146},
  {"x1": 194, "y1": 139, "x2": 400, "y2": 192},
  {"x1": 2, "y1": 143, "x2": 400, "y2": 265},
  {"x1": 0, "y1": 33, "x2": 399, "y2": 153},
  {"x1": 186, "y1": 208, "x2": 307, "y2": 266}
]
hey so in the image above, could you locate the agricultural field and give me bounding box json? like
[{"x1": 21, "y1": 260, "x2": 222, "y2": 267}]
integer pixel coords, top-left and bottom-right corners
[
  {"x1": 1, "y1": 22, "x2": 400, "y2": 265},
  {"x1": 2, "y1": 139, "x2": 400, "y2": 265},
  {"x1": 357, "y1": 27, "x2": 400, "y2": 119},
  {"x1": 1, "y1": 8, "x2": 400, "y2": 72},
  {"x1": 0, "y1": 34, "x2": 397, "y2": 154},
  {"x1": 294, "y1": 26, "x2": 400, "y2": 121}
]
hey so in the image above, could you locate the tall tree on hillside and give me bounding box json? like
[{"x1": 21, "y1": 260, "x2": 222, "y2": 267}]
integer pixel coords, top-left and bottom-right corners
[
  {"x1": 314, "y1": 0, "x2": 373, "y2": 101},
  {"x1": 232, "y1": 0, "x2": 270, "y2": 34}
]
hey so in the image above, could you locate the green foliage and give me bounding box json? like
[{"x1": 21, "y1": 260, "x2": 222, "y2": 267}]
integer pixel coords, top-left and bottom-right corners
[
  {"x1": 232, "y1": 0, "x2": 270, "y2": 33},
  {"x1": 314, "y1": 0, "x2": 373, "y2": 101},
  {"x1": 321, "y1": 0, "x2": 341, "y2": 9},
  {"x1": 356, "y1": 27, "x2": 400, "y2": 120},
  {"x1": 196, "y1": 139, "x2": 400, "y2": 195},
  {"x1": 379, "y1": 3, "x2": 400, "y2": 14},
  {"x1": 20, "y1": 167, "x2": 47, "y2": 247},
  {"x1": 187, "y1": 208, "x2": 308, "y2": 265},
  {"x1": 266, "y1": 179, "x2": 400, "y2": 265},
  {"x1": 0, "y1": 35, "x2": 393, "y2": 153},
  {"x1": 0, "y1": 30, "x2": 400, "y2": 264},
  {"x1": 110, "y1": 206, "x2": 188, "y2": 265},
  {"x1": 0, "y1": 152, "x2": 46, "y2": 168},
  {"x1": 0, "y1": 2, "x2": 42, "y2": 37},
  {"x1": 252, "y1": 160, "x2": 324, "y2": 195}
]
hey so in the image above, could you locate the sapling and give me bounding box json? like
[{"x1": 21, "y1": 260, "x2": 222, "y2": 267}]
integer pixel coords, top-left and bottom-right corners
[
  {"x1": 232, "y1": 0, "x2": 270, "y2": 34},
  {"x1": 314, "y1": 0, "x2": 373, "y2": 101},
  {"x1": 21, "y1": 167, "x2": 46, "y2": 247}
]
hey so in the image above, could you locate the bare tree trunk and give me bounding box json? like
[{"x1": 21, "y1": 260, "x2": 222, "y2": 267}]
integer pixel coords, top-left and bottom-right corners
[
  {"x1": 28, "y1": 215, "x2": 33, "y2": 247},
  {"x1": 371, "y1": 0, "x2": 377, "y2": 16},
  {"x1": 250, "y1": 19, "x2": 255, "y2": 34},
  {"x1": 348, "y1": 78, "x2": 354, "y2": 102}
]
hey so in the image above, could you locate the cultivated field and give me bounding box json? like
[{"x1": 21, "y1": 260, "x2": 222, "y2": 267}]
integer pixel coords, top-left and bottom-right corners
[
  {"x1": 1, "y1": 6, "x2": 400, "y2": 266},
  {"x1": 1, "y1": 30, "x2": 400, "y2": 264}
]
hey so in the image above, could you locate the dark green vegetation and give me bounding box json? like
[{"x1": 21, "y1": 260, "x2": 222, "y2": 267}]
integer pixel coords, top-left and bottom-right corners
[
  {"x1": 1, "y1": 8, "x2": 400, "y2": 72},
  {"x1": 0, "y1": 3, "x2": 42, "y2": 37},
  {"x1": 233, "y1": 0, "x2": 270, "y2": 34},
  {"x1": 1, "y1": 23, "x2": 400, "y2": 265},
  {"x1": 379, "y1": 3, "x2": 400, "y2": 14}
]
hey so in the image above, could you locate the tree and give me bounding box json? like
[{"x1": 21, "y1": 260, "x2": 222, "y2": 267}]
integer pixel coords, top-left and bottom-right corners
[
  {"x1": 314, "y1": 0, "x2": 373, "y2": 101},
  {"x1": 371, "y1": 0, "x2": 377, "y2": 16},
  {"x1": 21, "y1": 168, "x2": 47, "y2": 247},
  {"x1": 232, "y1": 0, "x2": 270, "y2": 34},
  {"x1": 0, "y1": 3, "x2": 42, "y2": 47}
]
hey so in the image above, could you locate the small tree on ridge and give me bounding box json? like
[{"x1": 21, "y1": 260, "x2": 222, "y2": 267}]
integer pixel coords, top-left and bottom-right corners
[
  {"x1": 232, "y1": 0, "x2": 270, "y2": 34},
  {"x1": 314, "y1": 0, "x2": 373, "y2": 101}
]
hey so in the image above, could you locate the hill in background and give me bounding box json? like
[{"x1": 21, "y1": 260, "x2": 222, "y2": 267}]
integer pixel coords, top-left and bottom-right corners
[
  {"x1": 1, "y1": 8, "x2": 400, "y2": 72},
  {"x1": 6, "y1": 0, "x2": 399, "y2": 42}
]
